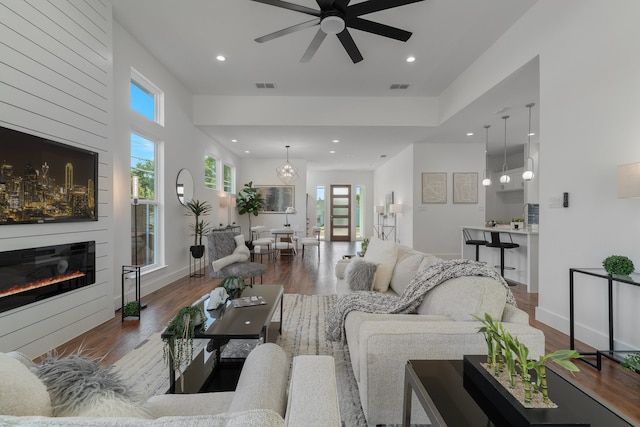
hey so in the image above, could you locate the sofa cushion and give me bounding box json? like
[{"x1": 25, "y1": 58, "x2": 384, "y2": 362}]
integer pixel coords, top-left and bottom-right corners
[
  {"x1": 345, "y1": 258, "x2": 378, "y2": 291},
  {"x1": 0, "y1": 353, "x2": 52, "y2": 417},
  {"x1": 389, "y1": 251, "x2": 424, "y2": 296},
  {"x1": 363, "y1": 238, "x2": 398, "y2": 292},
  {"x1": 33, "y1": 352, "x2": 150, "y2": 418},
  {"x1": 416, "y1": 275, "x2": 507, "y2": 321},
  {"x1": 417, "y1": 254, "x2": 443, "y2": 273}
]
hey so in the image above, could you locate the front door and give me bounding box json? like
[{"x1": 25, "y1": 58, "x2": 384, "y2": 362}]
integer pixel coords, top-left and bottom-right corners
[{"x1": 330, "y1": 185, "x2": 351, "y2": 241}]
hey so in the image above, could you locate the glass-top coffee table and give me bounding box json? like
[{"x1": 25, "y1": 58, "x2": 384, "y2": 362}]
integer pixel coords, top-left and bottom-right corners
[
  {"x1": 162, "y1": 284, "x2": 283, "y2": 393},
  {"x1": 403, "y1": 357, "x2": 635, "y2": 427}
]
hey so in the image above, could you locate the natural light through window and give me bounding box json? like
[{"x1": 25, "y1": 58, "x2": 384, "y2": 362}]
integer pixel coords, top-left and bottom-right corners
[
  {"x1": 131, "y1": 132, "x2": 158, "y2": 268},
  {"x1": 130, "y1": 68, "x2": 164, "y2": 126},
  {"x1": 205, "y1": 155, "x2": 217, "y2": 189}
]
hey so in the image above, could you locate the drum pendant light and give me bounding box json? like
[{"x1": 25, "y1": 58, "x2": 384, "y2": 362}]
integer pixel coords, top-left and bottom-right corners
[
  {"x1": 522, "y1": 103, "x2": 535, "y2": 181},
  {"x1": 482, "y1": 125, "x2": 492, "y2": 187},
  {"x1": 499, "y1": 115, "x2": 511, "y2": 184}
]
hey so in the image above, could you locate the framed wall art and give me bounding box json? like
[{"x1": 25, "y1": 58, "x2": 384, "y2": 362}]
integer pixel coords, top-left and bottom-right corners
[
  {"x1": 421, "y1": 172, "x2": 447, "y2": 204},
  {"x1": 255, "y1": 185, "x2": 294, "y2": 213},
  {"x1": 453, "y1": 172, "x2": 478, "y2": 204}
]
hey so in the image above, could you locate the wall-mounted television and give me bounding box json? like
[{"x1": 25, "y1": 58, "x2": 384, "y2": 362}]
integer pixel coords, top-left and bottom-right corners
[{"x1": 0, "y1": 125, "x2": 98, "y2": 225}]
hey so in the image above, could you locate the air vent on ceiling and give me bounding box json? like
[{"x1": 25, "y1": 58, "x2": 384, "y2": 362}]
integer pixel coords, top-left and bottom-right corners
[
  {"x1": 389, "y1": 83, "x2": 410, "y2": 90},
  {"x1": 255, "y1": 82, "x2": 276, "y2": 89},
  {"x1": 380, "y1": 154, "x2": 387, "y2": 158}
]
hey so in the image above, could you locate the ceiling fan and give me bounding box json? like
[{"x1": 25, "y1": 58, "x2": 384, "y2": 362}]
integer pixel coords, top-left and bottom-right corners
[{"x1": 252, "y1": 0, "x2": 425, "y2": 63}]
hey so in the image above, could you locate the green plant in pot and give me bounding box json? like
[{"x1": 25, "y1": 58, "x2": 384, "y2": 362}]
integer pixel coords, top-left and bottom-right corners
[
  {"x1": 621, "y1": 352, "x2": 640, "y2": 373},
  {"x1": 185, "y1": 199, "x2": 212, "y2": 258},
  {"x1": 220, "y1": 274, "x2": 251, "y2": 299},
  {"x1": 123, "y1": 301, "x2": 140, "y2": 318},
  {"x1": 236, "y1": 181, "x2": 264, "y2": 239},
  {"x1": 162, "y1": 305, "x2": 206, "y2": 390},
  {"x1": 602, "y1": 255, "x2": 635, "y2": 276}
]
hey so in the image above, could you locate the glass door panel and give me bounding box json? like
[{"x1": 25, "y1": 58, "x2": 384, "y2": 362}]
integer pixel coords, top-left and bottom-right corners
[{"x1": 330, "y1": 185, "x2": 351, "y2": 241}]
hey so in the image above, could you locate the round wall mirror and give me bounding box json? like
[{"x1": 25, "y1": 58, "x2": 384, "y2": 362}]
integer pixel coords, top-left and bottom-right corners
[{"x1": 176, "y1": 168, "x2": 194, "y2": 206}]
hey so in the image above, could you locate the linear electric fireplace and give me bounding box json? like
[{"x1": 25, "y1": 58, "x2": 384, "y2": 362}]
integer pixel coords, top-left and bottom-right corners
[{"x1": 0, "y1": 241, "x2": 95, "y2": 314}]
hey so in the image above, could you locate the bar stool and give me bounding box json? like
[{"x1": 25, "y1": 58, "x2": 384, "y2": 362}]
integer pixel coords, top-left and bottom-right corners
[
  {"x1": 463, "y1": 228, "x2": 488, "y2": 262},
  {"x1": 485, "y1": 231, "x2": 519, "y2": 281}
]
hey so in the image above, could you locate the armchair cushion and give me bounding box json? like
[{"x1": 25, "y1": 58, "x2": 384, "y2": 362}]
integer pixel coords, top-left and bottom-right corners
[
  {"x1": 0, "y1": 353, "x2": 52, "y2": 417},
  {"x1": 212, "y1": 253, "x2": 249, "y2": 272}
]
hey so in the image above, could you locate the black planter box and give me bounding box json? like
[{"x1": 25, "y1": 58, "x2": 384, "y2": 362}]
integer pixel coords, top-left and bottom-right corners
[{"x1": 463, "y1": 355, "x2": 588, "y2": 427}]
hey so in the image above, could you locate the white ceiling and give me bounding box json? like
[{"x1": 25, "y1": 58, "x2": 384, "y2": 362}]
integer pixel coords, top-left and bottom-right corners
[{"x1": 112, "y1": 0, "x2": 540, "y2": 171}]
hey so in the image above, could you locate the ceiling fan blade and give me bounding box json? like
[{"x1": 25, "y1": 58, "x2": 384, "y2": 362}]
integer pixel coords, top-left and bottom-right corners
[
  {"x1": 251, "y1": 0, "x2": 321, "y2": 16},
  {"x1": 316, "y1": 0, "x2": 334, "y2": 9},
  {"x1": 301, "y1": 28, "x2": 327, "y2": 62},
  {"x1": 255, "y1": 18, "x2": 321, "y2": 43},
  {"x1": 336, "y1": 29, "x2": 363, "y2": 63},
  {"x1": 333, "y1": 0, "x2": 351, "y2": 11},
  {"x1": 348, "y1": 17, "x2": 412, "y2": 42},
  {"x1": 347, "y1": 0, "x2": 424, "y2": 17}
]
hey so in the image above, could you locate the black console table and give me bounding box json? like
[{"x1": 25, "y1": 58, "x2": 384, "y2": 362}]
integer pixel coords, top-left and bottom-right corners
[{"x1": 569, "y1": 268, "x2": 640, "y2": 369}]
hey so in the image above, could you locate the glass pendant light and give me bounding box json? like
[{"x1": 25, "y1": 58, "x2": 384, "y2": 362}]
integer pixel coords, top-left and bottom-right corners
[
  {"x1": 499, "y1": 115, "x2": 511, "y2": 184},
  {"x1": 276, "y1": 145, "x2": 299, "y2": 184},
  {"x1": 482, "y1": 125, "x2": 492, "y2": 187},
  {"x1": 522, "y1": 103, "x2": 535, "y2": 181}
]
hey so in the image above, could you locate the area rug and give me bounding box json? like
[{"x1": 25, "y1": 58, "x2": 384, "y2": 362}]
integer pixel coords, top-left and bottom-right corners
[{"x1": 113, "y1": 293, "x2": 367, "y2": 426}]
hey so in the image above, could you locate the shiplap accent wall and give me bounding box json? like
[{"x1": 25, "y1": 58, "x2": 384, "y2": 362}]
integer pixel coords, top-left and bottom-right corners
[{"x1": 0, "y1": 0, "x2": 113, "y2": 358}]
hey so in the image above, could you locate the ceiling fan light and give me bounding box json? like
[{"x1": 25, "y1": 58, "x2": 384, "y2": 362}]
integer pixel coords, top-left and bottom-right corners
[{"x1": 320, "y1": 16, "x2": 345, "y2": 35}]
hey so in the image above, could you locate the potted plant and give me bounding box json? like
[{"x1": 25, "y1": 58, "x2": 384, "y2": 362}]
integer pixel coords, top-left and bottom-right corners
[
  {"x1": 162, "y1": 305, "x2": 206, "y2": 390},
  {"x1": 236, "y1": 181, "x2": 264, "y2": 241},
  {"x1": 220, "y1": 274, "x2": 251, "y2": 299},
  {"x1": 185, "y1": 199, "x2": 212, "y2": 258},
  {"x1": 621, "y1": 352, "x2": 640, "y2": 373},
  {"x1": 602, "y1": 255, "x2": 635, "y2": 276},
  {"x1": 123, "y1": 301, "x2": 140, "y2": 318}
]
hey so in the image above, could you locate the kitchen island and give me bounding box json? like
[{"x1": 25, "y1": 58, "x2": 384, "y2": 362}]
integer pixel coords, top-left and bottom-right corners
[{"x1": 461, "y1": 225, "x2": 539, "y2": 293}]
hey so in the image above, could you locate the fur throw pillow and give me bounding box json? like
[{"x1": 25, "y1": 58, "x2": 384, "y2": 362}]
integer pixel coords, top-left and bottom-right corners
[
  {"x1": 33, "y1": 352, "x2": 150, "y2": 418},
  {"x1": 345, "y1": 258, "x2": 378, "y2": 291},
  {"x1": 0, "y1": 352, "x2": 52, "y2": 416}
]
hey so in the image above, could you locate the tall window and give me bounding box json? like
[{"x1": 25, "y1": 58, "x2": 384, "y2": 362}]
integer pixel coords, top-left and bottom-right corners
[
  {"x1": 130, "y1": 68, "x2": 164, "y2": 126},
  {"x1": 204, "y1": 155, "x2": 217, "y2": 189},
  {"x1": 223, "y1": 164, "x2": 234, "y2": 193},
  {"x1": 316, "y1": 186, "x2": 325, "y2": 237},
  {"x1": 131, "y1": 132, "x2": 158, "y2": 268}
]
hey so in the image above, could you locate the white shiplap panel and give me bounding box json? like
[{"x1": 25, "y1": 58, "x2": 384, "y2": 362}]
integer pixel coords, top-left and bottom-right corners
[
  {"x1": 0, "y1": 42, "x2": 108, "y2": 110},
  {"x1": 0, "y1": 16, "x2": 108, "y2": 99},
  {"x1": 11, "y1": 1, "x2": 110, "y2": 73},
  {"x1": 0, "y1": 62, "x2": 108, "y2": 127}
]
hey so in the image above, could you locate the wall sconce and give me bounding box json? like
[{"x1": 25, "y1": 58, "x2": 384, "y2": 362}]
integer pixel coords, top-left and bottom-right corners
[{"x1": 617, "y1": 162, "x2": 640, "y2": 198}]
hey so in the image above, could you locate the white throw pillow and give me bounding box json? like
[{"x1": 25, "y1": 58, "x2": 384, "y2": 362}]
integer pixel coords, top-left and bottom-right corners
[
  {"x1": 0, "y1": 353, "x2": 52, "y2": 416},
  {"x1": 389, "y1": 252, "x2": 424, "y2": 296},
  {"x1": 363, "y1": 238, "x2": 398, "y2": 292},
  {"x1": 345, "y1": 258, "x2": 378, "y2": 291}
]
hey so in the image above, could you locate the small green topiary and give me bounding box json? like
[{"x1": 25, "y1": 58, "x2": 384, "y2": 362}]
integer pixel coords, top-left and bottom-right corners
[{"x1": 602, "y1": 255, "x2": 635, "y2": 275}]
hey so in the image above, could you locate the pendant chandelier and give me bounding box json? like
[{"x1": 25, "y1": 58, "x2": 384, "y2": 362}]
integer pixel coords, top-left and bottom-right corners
[
  {"x1": 482, "y1": 125, "x2": 492, "y2": 187},
  {"x1": 522, "y1": 103, "x2": 535, "y2": 181},
  {"x1": 499, "y1": 115, "x2": 511, "y2": 184},
  {"x1": 276, "y1": 145, "x2": 299, "y2": 184}
]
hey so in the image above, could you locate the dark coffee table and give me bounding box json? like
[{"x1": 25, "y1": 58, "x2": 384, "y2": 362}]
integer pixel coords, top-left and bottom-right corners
[
  {"x1": 403, "y1": 358, "x2": 635, "y2": 427},
  {"x1": 162, "y1": 284, "x2": 283, "y2": 393}
]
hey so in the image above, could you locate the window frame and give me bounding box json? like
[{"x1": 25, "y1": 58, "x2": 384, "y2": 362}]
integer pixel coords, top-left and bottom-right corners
[
  {"x1": 130, "y1": 67, "x2": 165, "y2": 126},
  {"x1": 204, "y1": 155, "x2": 218, "y2": 190},
  {"x1": 223, "y1": 163, "x2": 234, "y2": 193}
]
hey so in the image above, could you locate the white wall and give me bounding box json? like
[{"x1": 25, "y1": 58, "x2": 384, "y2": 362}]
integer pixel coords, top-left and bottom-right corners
[
  {"x1": 112, "y1": 21, "x2": 240, "y2": 305},
  {"x1": 441, "y1": 0, "x2": 640, "y2": 350},
  {"x1": 237, "y1": 158, "x2": 308, "y2": 239},
  {"x1": 307, "y1": 170, "x2": 375, "y2": 241},
  {"x1": 0, "y1": 1, "x2": 114, "y2": 357}
]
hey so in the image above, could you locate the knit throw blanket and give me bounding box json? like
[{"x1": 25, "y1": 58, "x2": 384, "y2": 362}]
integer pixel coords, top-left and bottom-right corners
[{"x1": 325, "y1": 259, "x2": 517, "y2": 342}]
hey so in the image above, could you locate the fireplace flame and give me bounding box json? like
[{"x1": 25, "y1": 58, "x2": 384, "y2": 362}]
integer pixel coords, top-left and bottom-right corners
[{"x1": 0, "y1": 271, "x2": 86, "y2": 299}]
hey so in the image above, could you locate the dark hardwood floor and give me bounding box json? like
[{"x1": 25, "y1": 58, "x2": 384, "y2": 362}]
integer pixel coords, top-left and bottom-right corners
[{"x1": 49, "y1": 241, "x2": 640, "y2": 424}]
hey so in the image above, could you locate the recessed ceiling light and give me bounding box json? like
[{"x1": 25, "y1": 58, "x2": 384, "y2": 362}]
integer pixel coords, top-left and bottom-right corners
[
  {"x1": 244, "y1": 150, "x2": 250, "y2": 154},
  {"x1": 466, "y1": 132, "x2": 474, "y2": 136},
  {"x1": 406, "y1": 56, "x2": 416, "y2": 63},
  {"x1": 528, "y1": 132, "x2": 536, "y2": 136},
  {"x1": 231, "y1": 139, "x2": 237, "y2": 143},
  {"x1": 216, "y1": 55, "x2": 226, "y2": 62},
  {"x1": 332, "y1": 139, "x2": 340, "y2": 143},
  {"x1": 329, "y1": 150, "x2": 336, "y2": 154}
]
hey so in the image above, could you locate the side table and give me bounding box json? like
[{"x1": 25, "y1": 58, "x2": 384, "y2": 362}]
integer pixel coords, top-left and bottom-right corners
[{"x1": 569, "y1": 268, "x2": 640, "y2": 369}]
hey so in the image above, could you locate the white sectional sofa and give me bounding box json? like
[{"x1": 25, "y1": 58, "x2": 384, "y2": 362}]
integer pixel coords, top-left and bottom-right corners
[
  {"x1": 334, "y1": 238, "x2": 545, "y2": 426},
  {"x1": 0, "y1": 343, "x2": 340, "y2": 427}
]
